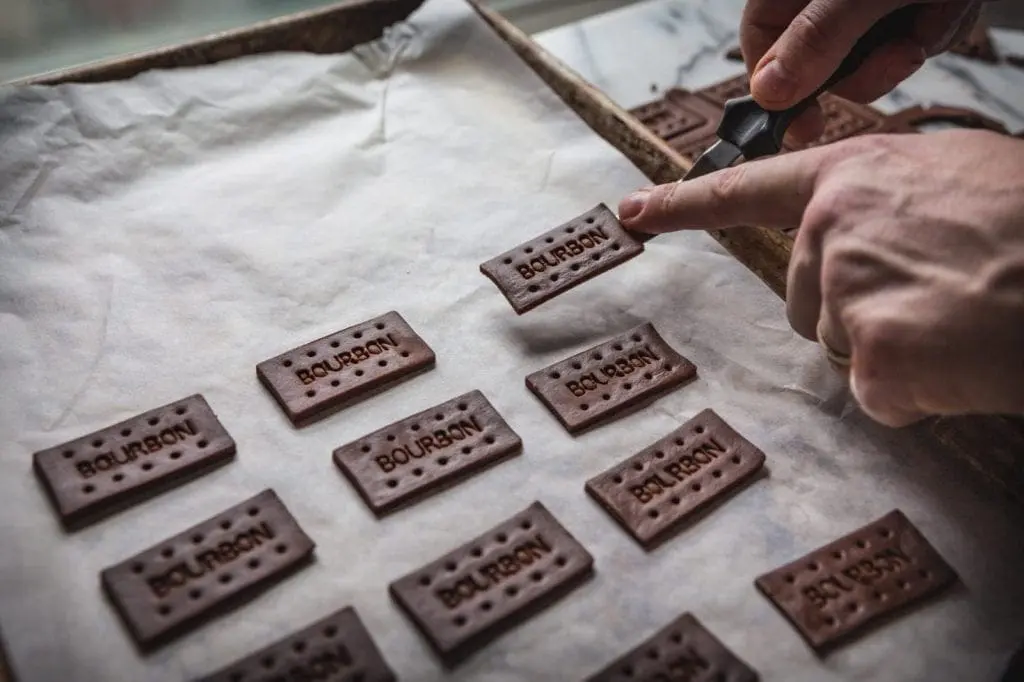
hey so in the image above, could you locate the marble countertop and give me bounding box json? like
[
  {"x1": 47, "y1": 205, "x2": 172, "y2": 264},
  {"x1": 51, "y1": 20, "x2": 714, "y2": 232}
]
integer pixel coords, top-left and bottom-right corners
[{"x1": 534, "y1": 0, "x2": 1024, "y2": 134}]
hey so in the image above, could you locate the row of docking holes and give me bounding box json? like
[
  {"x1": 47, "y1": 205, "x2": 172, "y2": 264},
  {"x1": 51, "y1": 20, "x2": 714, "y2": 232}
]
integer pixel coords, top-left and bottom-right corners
[
  {"x1": 222, "y1": 621, "x2": 348, "y2": 682},
  {"x1": 64, "y1": 403, "x2": 192, "y2": 456},
  {"x1": 75, "y1": 406, "x2": 210, "y2": 495},
  {"x1": 132, "y1": 505, "x2": 292, "y2": 617},
  {"x1": 781, "y1": 527, "x2": 933, "y2": 626},
  {"x1": 611, "y1": 427, "x2": 742, "y2": 520},
  {"x1": 282, "y1": 321, "x2": 388, "y2": 366},
  {"x1": 277, "y1": 320, "x2": 412, "y2": 399},
  {"x1": 519, "y1": 243, "x2": 624, "y2": 294},
  {"x1": 299, "y1": 351, "x2": 411, "y2": 400},
  {"x1": 502, "y1": 214, "x2": 600, "y2": 266},
  {"x1": 415, "y1": 518, "x2": 570, "y2": 627},
  {"x1": 81, "y1": 438, "x2": 210, "y2": 495},
  {"x1": 357, "y1": 404, "x2": 498, "y2": 489},
  {"x1": 812, "y1": 569, "x2": 934, "y2": 629},
  {"x1": 548, "y1": 333, "x2": 647, "y2": 380},
  {"x1": 614, "y1": 629, "x2": 707, "y2": 680},
  {"x1": 549, "y1": 335, "x2": 676, "y2": 411}
]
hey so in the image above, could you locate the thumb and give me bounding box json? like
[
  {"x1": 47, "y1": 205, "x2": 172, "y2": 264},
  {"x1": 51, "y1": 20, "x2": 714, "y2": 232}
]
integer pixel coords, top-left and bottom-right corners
[
  {"x1": 618, "y1": 147, "x2": 829, "y2": 234},
  {"x1": 751, "y1": 0, "x2": 899, "y2": 108}
]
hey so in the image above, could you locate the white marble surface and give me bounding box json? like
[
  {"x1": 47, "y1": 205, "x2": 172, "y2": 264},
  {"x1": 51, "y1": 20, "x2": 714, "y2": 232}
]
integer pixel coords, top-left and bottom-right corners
[{"x1": 536, "y1": 0, "x2": 1024, "y2": 134}]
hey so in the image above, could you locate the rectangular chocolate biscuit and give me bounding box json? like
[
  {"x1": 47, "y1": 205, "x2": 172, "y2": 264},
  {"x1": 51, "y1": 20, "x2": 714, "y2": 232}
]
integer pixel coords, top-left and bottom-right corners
[
  {"x1": 692, "y1": 74, "x2": 887, "y2": 142},
  {"x1": 694, "y1": 74, "x2": 752, "y2": 106},
  {"x1": 658, "y1": 88, "x2": 734, "y2": 161},
  {"x1": 389, "y1": 501, "x2": 594, "y2": 665},
  {"x1": 102, "y1": 489, "x2": 315, "y2": 650},
  {"x1": 755, "y1": 510, "x2": 957, "y2": 652},
  {"x1": 525, "y1": 322, "x2": 696, "y2": 434},
  {"x1": 585, "y1": 409, "x2": 765, "y2": 548},
  {"x1": 698, "y1": 76, "x2": 885, "y2": 151},
  {"x1": 479, "y1": 204, "x2": 644, "y2": 314},
  {"x1": 585, "y1": 612, "x2": 759, "y2": 682},
  {"x1": 631, "y1": 76, "x2": 888, "y2": 162},
  {"x1": 257, "y1": 311, "x2": 435, "y2": 427},
  {"x1": 334, "y1": 390, "x2": 522, "y2": 516},
  {"x1": 785, "y1": 95, "x2": 887, "y2": 151},
  {"x1": 629, "y1": 97, "x2": 708, "y2": 142},
  {"x1": 195, "y1": 606, "x2": 395, "y2": 682},
  {"x1": 33, "y1": 394, "x2": 236, "y2": 531}
]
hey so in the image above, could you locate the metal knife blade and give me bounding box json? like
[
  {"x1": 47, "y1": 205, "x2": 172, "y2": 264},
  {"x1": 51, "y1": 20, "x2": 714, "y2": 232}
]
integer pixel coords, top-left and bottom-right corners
[{"x1": 682, "y1": 139, "x2": 743, "y2": 181}]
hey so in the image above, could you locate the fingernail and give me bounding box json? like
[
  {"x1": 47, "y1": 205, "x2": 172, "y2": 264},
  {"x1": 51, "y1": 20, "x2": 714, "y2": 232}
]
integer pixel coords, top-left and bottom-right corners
[
  {"x1": 848, "y1": 372, "x2": 863, "y2": 405},
  {"x1": 753, "y1": 59, "x2": 797, "y2": 104},
  {"x1": 618, "y1": 190, "x2": 649, "y2": 222}
]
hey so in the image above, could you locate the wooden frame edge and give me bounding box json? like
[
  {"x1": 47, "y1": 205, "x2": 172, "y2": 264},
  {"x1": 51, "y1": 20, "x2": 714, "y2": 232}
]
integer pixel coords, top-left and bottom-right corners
[{"x1": 15, "y1": 0, "x2": 425, "y2": 86}]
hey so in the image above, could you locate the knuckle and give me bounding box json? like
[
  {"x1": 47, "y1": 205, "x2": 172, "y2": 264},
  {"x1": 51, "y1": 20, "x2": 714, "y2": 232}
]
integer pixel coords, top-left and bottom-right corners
[
  {"x1": 819, "y1": 253, "x2": 845, "y2": 299},
  {"x1": 656, "y1": 182, "x2": 685, "y2": 218},
  {"x1": 743, "y1": 12, "x2": 784, "y2": 38},
  {"x1": 708, "y1": 166, "x2": 746, "y2": 205},
  {"x1": 801, "y1": 190, "x2": 844, "y2": 238},
  {"x1": 830, "y1": 135, "x2": 893, "y2": 166},
  {"x1": 851, "y1": 316, "x2": 906, "y2": 372},
  {"x1": 804, "y1": 179, "x2": 868, "y2": 232},
  {"x1": 784, "y1": 257, "x2": 821, "y2": 338},
  {"x1": 662, "y1": 166, "x2": 746, "y2": 227}
]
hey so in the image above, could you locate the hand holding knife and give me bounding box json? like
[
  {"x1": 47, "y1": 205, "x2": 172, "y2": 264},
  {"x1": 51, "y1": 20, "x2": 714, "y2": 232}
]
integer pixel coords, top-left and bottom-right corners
[{"x1": 684, "y1": 6, "x2": 920, "y2": 181}]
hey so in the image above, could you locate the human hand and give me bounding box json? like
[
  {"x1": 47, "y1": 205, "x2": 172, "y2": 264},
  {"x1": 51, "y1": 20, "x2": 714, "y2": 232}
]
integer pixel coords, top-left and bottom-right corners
[
  {"x1": 617, "y1": 130, "x2": 1024, "y2": 427},
  {"x1": 741, "y1": 0, "x2": 986, "y2": 142}
]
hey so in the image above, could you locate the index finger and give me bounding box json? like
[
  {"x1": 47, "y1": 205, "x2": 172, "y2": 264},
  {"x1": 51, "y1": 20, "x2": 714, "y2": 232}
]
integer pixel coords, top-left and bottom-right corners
[{"x1": 617, "y1": 145, "x2": 832, "y2": 235}]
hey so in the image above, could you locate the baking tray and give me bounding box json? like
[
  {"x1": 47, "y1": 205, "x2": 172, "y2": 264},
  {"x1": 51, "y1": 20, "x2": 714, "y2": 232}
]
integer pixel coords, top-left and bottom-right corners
[{"x1": 8, "y1": 3, "x2": 1023, "y2": 677}]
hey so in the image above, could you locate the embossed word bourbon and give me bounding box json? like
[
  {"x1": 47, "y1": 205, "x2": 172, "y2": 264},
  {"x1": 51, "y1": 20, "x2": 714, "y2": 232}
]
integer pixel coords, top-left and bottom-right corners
[
  {"x1": 293, "y1": 332, "x2": 401, "y2": 386},
  {"x1": 257, "y1": 311, "x2": 436, "y2": 426},
  {"x1": 375, "y1": 414, "x2": 484, "y2": 473},
  {"x1": 513, "y1": 226, "x2": 613, "y2": 280},
  {"x1": 527, "y1": 322, "x2": 697, "y2": 434},
  {"x1": 755, "y1": 509, "x2": 958, "y2": 651},
  {"x1": 585, "y1": 409, "x2": 766, "y2": 548},
  {"x1": 389, "y1": 502, "x2": 594, "y2": 664},
  {"x1": 76, "y1": 418, "x2": 200, "y2": 478},
  {"x1": 800, "y1": 547, "x2": 912, "y2": 609},
  {"x1": 102, "y1": 489, "x2": 315, "y2": 650},
  {"x1": 626, "y1": 435, "x2": 726, "y2": 504},
  {"x1": 564, "y1": 344, "x2": 663, "y2": 398},
  {"x1": 584, "y1": 613, "x2": 760, "y2": 682},
  {"x1": 194, "y1": 606, "x2": 397, "y2": 682},
  {"x1": 33, "y1": 394, "x2": 236, "y2": 530},
  {"x1": 147, "y1": 521, "x2": 275, "y2": 598},
  {"x1": 334, "y1": 390, "x2": 523, "y2": 516},
  {"x1": 435, "y1": 534, "x2": 553, "y2": 609},
  {"x1": 480, "y1": 204, "x2": 645, "y2": 314}
]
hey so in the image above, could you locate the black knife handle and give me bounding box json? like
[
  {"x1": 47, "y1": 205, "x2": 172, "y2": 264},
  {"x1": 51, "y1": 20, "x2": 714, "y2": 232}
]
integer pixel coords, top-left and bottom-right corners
[
  {"x1": 1002, "y1": 642, "x2": 1024, "y2": 682},
  {"x1": 718, "y1": 5, "x2": 920, "y2": 160}
]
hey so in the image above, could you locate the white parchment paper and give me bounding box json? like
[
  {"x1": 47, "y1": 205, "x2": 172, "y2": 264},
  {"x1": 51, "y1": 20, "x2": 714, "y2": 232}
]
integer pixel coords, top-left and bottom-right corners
[{"x1": 2, "y1": 1, "x2": 1023, "y2": 680}]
